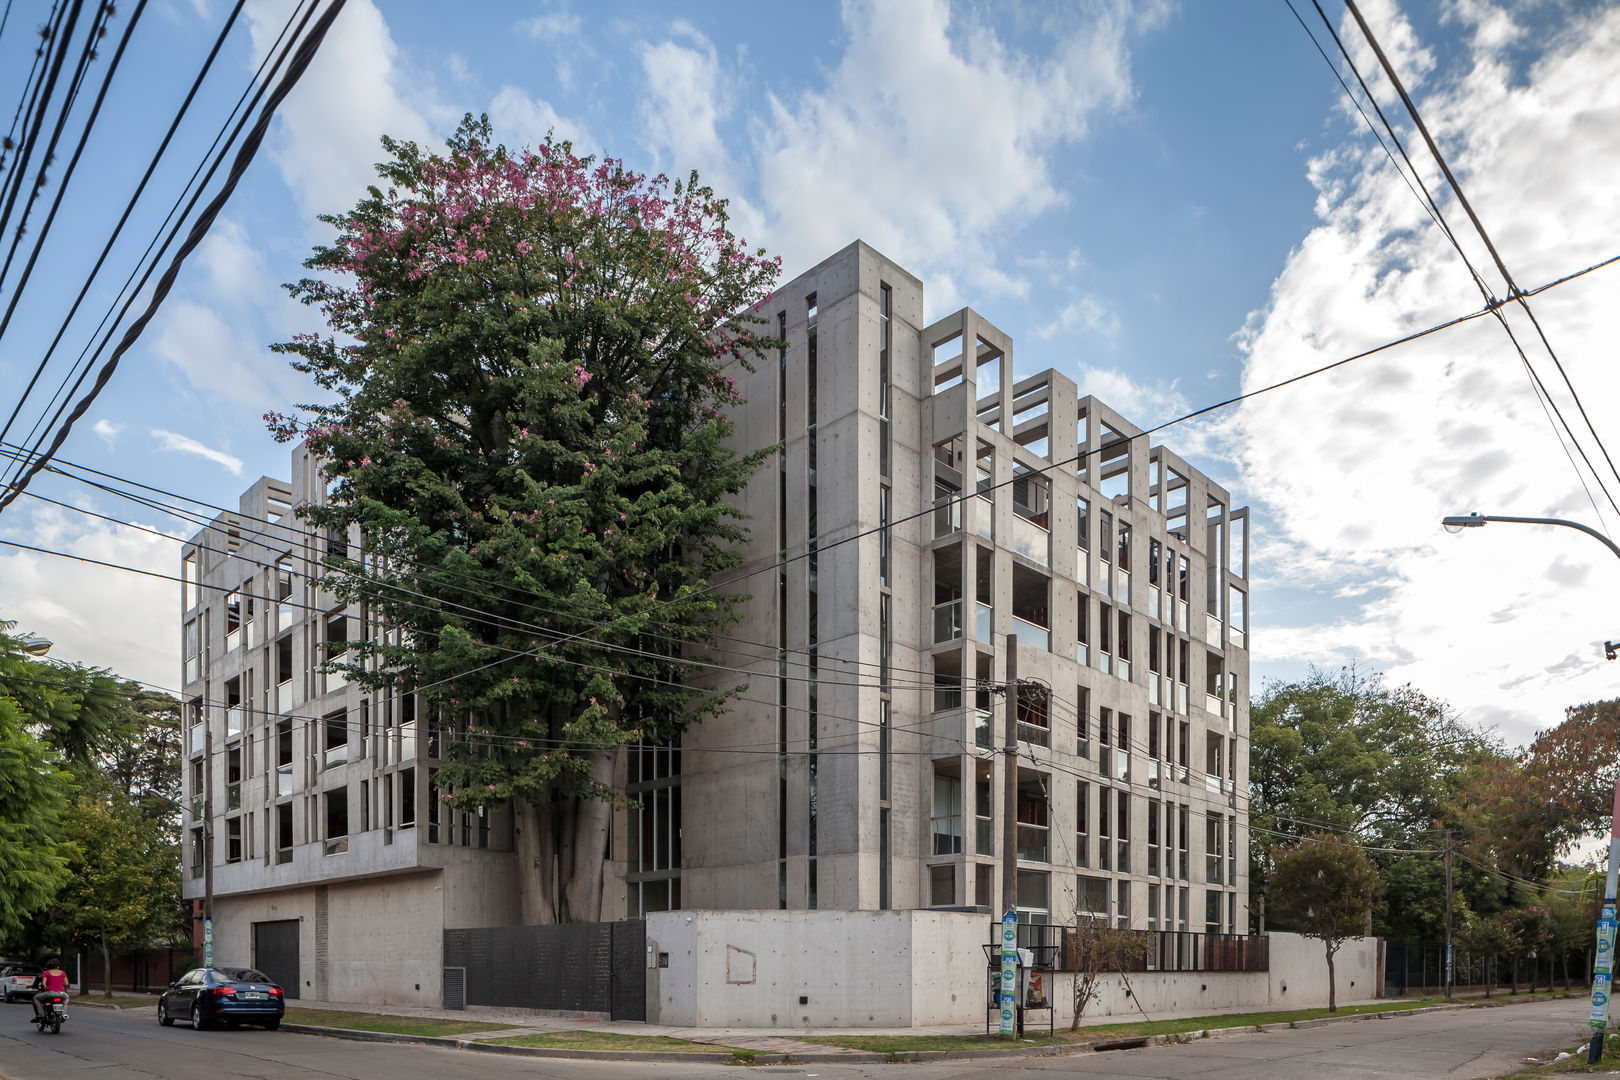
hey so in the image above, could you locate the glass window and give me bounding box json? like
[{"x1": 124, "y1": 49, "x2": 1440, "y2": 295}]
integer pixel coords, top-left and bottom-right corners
[{"x1": 931, "y1": 774, "x2": 962, "y2": 855}]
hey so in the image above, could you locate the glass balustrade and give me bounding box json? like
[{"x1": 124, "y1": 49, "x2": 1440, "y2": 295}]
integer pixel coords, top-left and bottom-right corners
[
  {"x1": 1098, "y1": 651, "x2": 1113, "y2": 675},
  {"x1": 226, "y1": 706, "x2": 242, "y2": 739},
  {"x1": 401, "y1": 720, "x2": 417, "y2": 761},
  {"x1": 972, "y1": 499, "x2": 995, "y2": 541},
  {"x1": 1018, "y1": 719, "x2": 1050, "y2": 748},
  {"x1": 1010, "y1": 515, "x2": 1050, "y2": 568},
  {"x1": 976, "y1": 817, "x2": 994, "y2": 856},
  {"x1": 279, "y1": 605, "x2": 295, "y2": 633},
  {"x1": 1076, "y1": 550, "x2": 1089, "y2": 587},
  {"x1": 1076, "y1": 642, "x2": 1089, "y2": 666},
  {"x1": 1176, "y1": 683, "x2": 1189, "y2": 713},
  {"x1": 184, "y1": 655, "x2": 199, "y2": 684},
  {"x1": 1116, "y1": 570, "x2": 1130, "y2": 606},
  {"x1": 226, "y1": 628, "x2": 240, "y2": 654},
  {"x1": 1148, "y1": 585, "x2": 1160, "y2": 618},
  {"x1": 188, "y1": 725, "x2": 204, "y2": 756},
  {"x1": 227, "y1": 782, "x2": 241, "y2": 811},
  {"x1": 933, "y1": 600, "x2": 964, "y2": 643},
  {"x1": 1177, "y1": 600, "x2": 1188, "y2": 633},
  {"x1": 1207, "y1": 853, "x2": 1223, "y2": 885},
  {"x1": 1116, "y1": 840, "x2": 1130, "y2": 871},
  {"x1": 276, "y1": 847, "x2": 292, "y2": 865},
  {"x1": 974, "y1": 602, "x2": 993, "y2": 643},
  {"x1": 276, "y1": 765, "x2": 293, "y2": 797},
  {"x1": 1117, "y1": 658, "x2": 1131, "y2": 683},
  {"x1": 934, "y1": 497, "x2": 962, "y2": 538},
  {"x1": 1205, "y1": 693, "x2": 1223, "y2": 715},
  {"x1": 1205, "y1": 773, "x2": 1223, "y2": 794},
  {"x1": 1016, "y1": 824, "x2": 1049, "y2": 863},
  {"x1": 1147, "y1": 758, "x2": 1161, "y2": 790},
  {"x1": 1230, "y1": 626, "x2": 1245, "y2": 649},
  {"x1": 1148, "y1": 677, "x2": 1160, "y2": 705},
  {"x1": 1207, "y1": 614, "x2": 1222, "y2": 645},
  {"x1": 1010, "y1": 615, "x2": 1049, "y2": 652},
  {"x1": 1162, "y1": 589, "x2": 1173, "y2": 624},
  {"x1": 974, "y1": 709, "x2": 993, "y2": 749},
  {"x1": 323, "y1": 837, "x2": 348, "y2": 856},
  {"x1": 327, "y1": 667, "x2": 348, "y2": 694},
  {"x1": 275, "y1": 680, "x2": 291, "y2": 715},
  {"x1": 1113, "y1": 749, "x2": 1131, "y2": 783},
  {"x1": 324, "y1": 744, "x2": 348, "y2": 770}
]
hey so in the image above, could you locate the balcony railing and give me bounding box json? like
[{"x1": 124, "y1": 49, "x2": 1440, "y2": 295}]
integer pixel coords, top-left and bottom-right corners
[
  {"x1": 1176, "y1": 683, "x2": 1189, "y2": 713},
  {"x1": 183, "y1": 655, "x2": 200, "y2": 684},
  {"x1": 933, "y1": 496, "x2": 962, "y2": 538},
  {"x1": 1116, "y1": 570, "x2": 1130, "y2": 606},
  {"x1": 401, "y1": 720, "x2": 417, "y2": 761},
  {"x1": 187, "y1": 725, "x2": 204, "y2": 756},
  {"x1": 933, "y1": 599, "x2": 964, "y2": 644},
  {"x1": 1231, "y1": 626, "x2": 1245, "y2": 649},
  {"x1": 278, "y1": 604, "x2": 295, "y2": 633},
  {"x1": 225, "y1": 706, "x2": 242, "y2": 739},
  {"x1": 276, "y1": 764, "x2": 293, "y2": 797},
  {"x1": 1207, "y1": 613, "x2": 1222, "y2": 645},
  {"x1": 1117, "y1": 658, "x2": 1131, "y2": 683},
  {"x1": 1018, "y1": 719, "x2": 1050, "y2": 748},
  {"x1": 976, "y1": 817, "x2": 994, "y2": 856},
  {"x1": 974, "y1": 601, "x2": 993, "y2": 643},
  {"x1": 227, "y1": 782, "x2": 241, "y2": 811},
  {"x1": 972, "y1": 497, "x2": 994, "y2": 541},
  {"x1": 1097, "y1": 651, "x2": 1113, "y2": 675},
  {"x1": 322, "y1": 837, "x2": 349, "y2": 856},
  {"x1": 1111, "y1": 749, "x2": 1131, "y2": 784},
  {"x1": 275, "y1": 847, "x2": 292, "y2": 865},
  {"x1": 1207, "y1": 853, "x2": 1223, "y2": 885},
  {"x1": 1146, "y1": 758, "x2": 1161, "y2": 790},
  {"x1": 1076, "y1": 642, "x2": 1089, "y2": 667},
  {"x1": 326, "y1": 666, "x2": 348, "y2": 694},
  {"x1": 1076, "y1": 551, "x2": 1089, "y2": 587},
  {"x1": 1016, "y1": 824, "x2": 1049, "y2": 863},
  {"x1": 275, "y1": 679, "x2": 291, "y2": 715},
  {"x1": 1205, "y1": 692, "x2": 1223, "y2": 716},
  {"x1": 1205, "y1": 773, "x2": 1224, "y2": 795},
  {"x1": 225, "y1": 628, "x2": 240, "y2": 654},
  {"x1": 974, "y1": 709, "x2": 993, "y2": 749},
  {"x1": 1148, "y1": 676, "x2": 1160, "y2": 705},
  {"x1": 324, "y1": 744, "x2": 348, "y2": 770},
  {"x1": 1010, "y1": 514, "x2": 1050, "y2": 568},
  {"x1": 1177, "y1": 600, "x2": 1188, "y2": 633},
  {"x1": 1010, "y1": 616, "x2": 1049, "y2": 652}
]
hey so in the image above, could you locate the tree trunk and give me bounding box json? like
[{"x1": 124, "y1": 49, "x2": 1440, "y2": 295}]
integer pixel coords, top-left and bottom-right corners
[
  {"x1": 1484, "y1": 954, "x2": 1492, "y2": 997},
  {"x1": 562, "y1": 750, "x2": 617, "y2": 922},
  {"x1": 1325, "y1": 943, "x2": 1337, "y2": 1012},
  {"x1": 516, "y1": 799, "x2": 557, "y2": 924},
  {"x1": 100, "y1": 930, "x2": 112, "y2": 999}
]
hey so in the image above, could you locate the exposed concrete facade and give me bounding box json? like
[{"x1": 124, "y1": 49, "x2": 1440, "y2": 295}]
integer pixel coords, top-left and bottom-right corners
[
  {"x1": 179, "y1": 448, "x2": 520, "y2": 1007},
  {"x1": 683, "y1": 241, "x2": 1252, "y2": 936}
]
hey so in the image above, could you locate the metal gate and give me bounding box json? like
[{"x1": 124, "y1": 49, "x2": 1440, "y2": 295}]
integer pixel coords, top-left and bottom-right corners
[
  {"x1": 252, "y1": 919, "x2": 300, "y2": 1000},
  {"x1": 443, "y1": 920, "x2": 644, "y2": 1020}
]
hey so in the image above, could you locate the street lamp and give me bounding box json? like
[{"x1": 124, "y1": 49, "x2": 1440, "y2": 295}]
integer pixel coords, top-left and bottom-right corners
[
  {"x1": 17, "y1": 632, "x2": 54, "y2": 657},
  {"x1": 1442, "y1": 510, "x2": 1620, "y2": 1063}
]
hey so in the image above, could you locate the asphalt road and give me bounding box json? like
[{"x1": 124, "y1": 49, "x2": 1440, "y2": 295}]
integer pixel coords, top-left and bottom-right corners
[{"x1": 0, "y1": 996, "x2": 1595, "y2": 1080}]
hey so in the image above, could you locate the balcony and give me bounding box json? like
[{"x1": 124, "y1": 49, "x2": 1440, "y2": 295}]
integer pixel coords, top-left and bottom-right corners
[
  {"x1": 1205, "y1": 693, "x2": 1224, "y2": 716},
  {"x1": 326, "y1": 667, "x2": 348, "y2": 694},
  {"x1": 1204, "y1": 773, "x2": 1224, "y2": 795},
  {"x1": 1207, "y1": 853, "x2": 1223, "y2": 885},
  {"x1": 227, "y1": 782, "x2": 241, "y2": 811},
  {"x1": 1076, "y1": 642, "x2": 1089, "y2": 667},
  {"x1": 1112, "y1": 749, "x2": 1131, "y2": 784},
  {"x1": 1231, "y1": 626, "x2": 1245, "y2": 649},
  {"x1": 1010, "y1": 514, "x2": 1050, "y2": 568},
  {"x1": 1147, "y1": 758, "x2": 1161, "y2": 790},
  {"x1": 276, "y1": 764, "x2": 293, "y2": 797},
  {"x1": 1116, "y1": 570, "x2": 1130, "y2": 607},
  {"x1": 972, "y1": 497, "x2": 994, "y2": 541},
  {"x1": 1117, "y1": 658, "x2": 1131, "y2": 683},
  {"x1": 933, "y1": 496, "x2": 962, "y2": 539},
  {"x1": 401, "y1": 720, "x2": 417, "y2": 761},
  {"x1": 1149, "y1": 676, "x2": 1160, "y2": 705},
  {"x1": 1176, "y1": 683, "x2": 1189, "y2": 713},
  {"x1": 275, "y1": 679, "x2": 292, "y2": 715},
  {"x1": 976, "y1": 817, "x2": 994, "y2": 856},
  {"x1": 187, "y1": 725, "x2": 204, "y2": 756},
  {"x1": 1010, "y1": 616, "x2": 1049, "y2": 653},
  {"x1": 278, "y1": 604, "x2": 295, "y2": 633},
  {"x1": 933, "y1": 600, "x2": 965, "y2": 644},
  {"x1": 225, "y1": 706, "x2": 242, "y2": 739},
  {"x1": 1177, "y1": 600, "x2": 1188, "y2": 633},
  {"x1": 1076, "y1": 550, "x2": 1089, "y2": 587},
  {"x1": 1206, "y1": 614, "x2": 1222, "y2": 645},
  {"x1": 324, "y1": 744, "x2": 348, "y2": 770},
  {"x1": 225, "y1": 628, "x2": 240, "y2": 654},
  {"x1": 183, "y1": 655, "x2": 200, "y2": 684},
  {"x1": 1098, "y1": 651, "x2": 1113, "y2": 675}
]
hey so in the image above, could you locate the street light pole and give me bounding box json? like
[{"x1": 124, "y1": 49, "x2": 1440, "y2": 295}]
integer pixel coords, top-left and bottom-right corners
[{"x1": 1442, "y1": 511, "x2": 1620, "y2": 1062}]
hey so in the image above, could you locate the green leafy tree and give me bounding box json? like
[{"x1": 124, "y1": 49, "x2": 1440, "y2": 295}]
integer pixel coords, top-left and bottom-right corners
[
  {"x1": 53, "y1": 782, "x2": 175, "y2": 996},
  {"x1": 0, "y1": 623, "x2": 130, "y2": 942},
  {"x1": 267, "y1": 116, "x2": 781, "y2": 922},
  {"x1": 1267, "y1": 832, "x2": 1383, "y2": 1011},
  {"x1": 1455, "y1": 910, "x2": 1514, "y2": 996},
  {"x1": 1249, "y1": 667, "x2": 1502, "y2": 938}
]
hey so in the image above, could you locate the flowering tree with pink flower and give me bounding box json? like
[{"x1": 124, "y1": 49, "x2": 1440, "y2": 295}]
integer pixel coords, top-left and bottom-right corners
[{"x1": 268, "y1": 116, "x2": 781, "y2": 923}]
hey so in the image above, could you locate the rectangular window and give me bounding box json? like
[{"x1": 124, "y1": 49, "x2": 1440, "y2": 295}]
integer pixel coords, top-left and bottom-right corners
[
  {"x1": 323, "y1": 709, "x2": 347, "y2": 769},
  {"x1": 929, "y1": 864, "x2": 955, "y2": 907},
  {"x1": 1016, "y1": 869, "x2": 1050, "y2": 925},
  {"x1": 1076, "y1": 685, "x2": 1089, "y2": 758},
  {"x1": 1076, "y1": 496, "x2": 1089, "y2": 550},
  {"x1": 324, "y1": 789, "x2": 348, "y2": 855},
  {"x1": 1076, "y1": 780, "x2": 1089, "y2": 869},
  {"x1": 879, "y1": 807, "x2": 892, "y2": 910},
  {"x1": 1078, "y1": 874, "x2": 1109, "y2": 921},
  {"x1": 879, "y1": 699, "x2": 892, "y2": 801},
  {"x1": 879, "y1": 283, "x2": 892, "y2": 478},
  {"x1": 931, "y1": 773, "x2": 962, "y2": 855},
  {"x1": 1097, "y1": 784, "x2": 1111, "y2": 871},
  {"x1": 401, "y1": 767, "x2": 416, "y2": 827},
  {"x1": 806, "y1": 293, "x2": 818, "y2": 429},
  {"x1": 276, "y1": 802, "x2": 293, "y2": 858},
  {"x1": 182, "y1": 551, "x2": 199, "y2": 610},
  {"x1": 226, "y1": 816, "x2": 242, "y2": 863},
  {"x1": 879, "y1": 486, "x2": 891, "y2": 588},
  {"x1": 1148, "y1": 799, "x2": 1161, "y2": 877}
]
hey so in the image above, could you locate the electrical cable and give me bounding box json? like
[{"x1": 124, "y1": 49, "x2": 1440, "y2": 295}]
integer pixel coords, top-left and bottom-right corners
[
  {"x1": 0, "y1": 0, "x2": 80, "y2": 253},
  {"x1": 0, "y1": 0, "x2": 344, "y2": 511}
]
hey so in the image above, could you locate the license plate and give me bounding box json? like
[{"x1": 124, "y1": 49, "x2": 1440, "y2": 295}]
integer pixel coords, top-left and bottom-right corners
[{"x1": 240, "y1": 992, "x2": 266, "y2": 1000}]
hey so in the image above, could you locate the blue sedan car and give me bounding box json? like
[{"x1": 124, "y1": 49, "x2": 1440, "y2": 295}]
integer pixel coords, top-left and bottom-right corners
[{"x1": 158, "y1": 967, "x2": 285, "y2": 1030}]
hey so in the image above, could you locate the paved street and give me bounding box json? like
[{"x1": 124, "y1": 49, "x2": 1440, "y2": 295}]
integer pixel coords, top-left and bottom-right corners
[{"x1": 0, "y1": 997, "x2": 1595, "y2": 1080}]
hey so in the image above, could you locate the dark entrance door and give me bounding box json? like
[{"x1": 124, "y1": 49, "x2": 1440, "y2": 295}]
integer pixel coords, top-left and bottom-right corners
[{"x1": 253, "y1": 919, "x2": 300, "y2": 1000}]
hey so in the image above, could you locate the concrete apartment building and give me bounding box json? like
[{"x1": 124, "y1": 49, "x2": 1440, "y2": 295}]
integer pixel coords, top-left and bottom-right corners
[
  {"x1": 178, "y1": 239, "x2": 1249, "y2": 1005},
  {"x1": 684, "y1": 241, "x2": 1251, "y2": 935}
]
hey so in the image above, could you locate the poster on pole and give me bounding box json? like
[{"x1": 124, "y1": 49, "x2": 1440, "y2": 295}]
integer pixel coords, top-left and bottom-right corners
[
  {"x1": 204, "y1": 918, "x2": 214, "y2": 969},
  {"x1": 999, "y1": 909, "x2": 1017, "y2": 1036}
]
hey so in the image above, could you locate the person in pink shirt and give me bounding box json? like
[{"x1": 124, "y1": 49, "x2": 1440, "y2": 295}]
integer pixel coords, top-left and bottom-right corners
[{"x1": 31, "y1": 961, "x2": 68, "y2": 1020}]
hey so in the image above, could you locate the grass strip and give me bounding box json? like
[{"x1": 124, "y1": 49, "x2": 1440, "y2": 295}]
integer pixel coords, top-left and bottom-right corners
[
  {"x1": 481, "y1": 1030, "x2": 755, "y2": 1055},
  {"x1": 281, "y1": 1007, "x2": 519, "y2": 1037},
  {"x1": 800, "y1": 998, "x2": 1443, "y2": 1053}
]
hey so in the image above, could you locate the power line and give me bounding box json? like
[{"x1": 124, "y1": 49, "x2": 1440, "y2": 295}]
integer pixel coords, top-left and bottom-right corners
[{"x1": 0, "y1": 0, "x2": 345, "y2": 512}]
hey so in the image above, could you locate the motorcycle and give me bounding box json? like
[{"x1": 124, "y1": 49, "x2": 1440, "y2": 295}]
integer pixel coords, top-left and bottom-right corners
[{"x1": 31, "y1": 992, "x2": 68, "y2": 1034}]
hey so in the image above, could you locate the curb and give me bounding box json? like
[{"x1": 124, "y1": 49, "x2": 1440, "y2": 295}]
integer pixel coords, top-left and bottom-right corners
[{"x1": 276, "y1": 996, "x2": 1577, "y2": 1064}]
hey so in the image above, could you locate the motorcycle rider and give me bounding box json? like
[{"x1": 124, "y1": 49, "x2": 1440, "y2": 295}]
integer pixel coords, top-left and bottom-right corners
[{"x1": 30, "y1": 960, "x2": 69, "y2": 1020}]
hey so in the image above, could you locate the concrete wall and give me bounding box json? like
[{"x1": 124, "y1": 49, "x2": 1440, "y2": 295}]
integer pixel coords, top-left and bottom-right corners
[
  {"x1": 646, "y1": 911, "x2": 1378, "y2": 1028},
  {"x1": 646, "y1": 909, "x2": 987, "y2": 1027}
]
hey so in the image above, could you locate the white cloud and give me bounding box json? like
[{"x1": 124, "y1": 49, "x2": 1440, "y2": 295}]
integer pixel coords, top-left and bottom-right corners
[
  {"x1": 518, "y1": 2, "x2": 581, "y2": 40},
  {"x1": 0, "y1": 503, "x2": 182, "y2": 689},
  {"x1": 1074, "y1": 367, "x2": 1189, "y2": 428},
  {"x1": 489, "y1": 85, "x2": 595, "y2": 155},
  {"x1": 92, "y1": 419, "x2": 122, "y2": 447},
  {"x1": 247, "y1": 0, "x2": 436, "y2": 225},
  {"x1": 632, "y1": 0, "x2": 1150, "y2": 313},
  {"x1": 1034, "y1": 295, "x2": 1121, "y2": 342},
  {"x1": 1232, "y1": 2, "x2": 1620, "y2": 746},
  {"x1": 151, "y1": 429, "x2": 244, "y2": 475}
]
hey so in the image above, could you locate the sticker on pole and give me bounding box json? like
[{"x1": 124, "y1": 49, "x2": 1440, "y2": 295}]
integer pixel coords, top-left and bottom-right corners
[
  {"x1": 1597, "y1": 920, "x2": 1617, "y2": 975},
  {"x1": 1590, "y1": 972, "x2": 1611, "y2": 1029},
  {"x1": 999, "y1": 909, "x2": 1018, "y2": 1036}
]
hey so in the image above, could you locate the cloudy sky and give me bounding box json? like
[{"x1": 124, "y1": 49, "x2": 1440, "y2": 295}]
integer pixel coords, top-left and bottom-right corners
[{"x1": 0, "y1": 0, "x2": 1616, "y2": 749}]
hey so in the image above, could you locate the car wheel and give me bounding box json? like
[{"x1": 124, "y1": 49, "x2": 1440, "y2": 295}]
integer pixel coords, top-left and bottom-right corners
[
  {"x1": 190, "y1": 1004, "x2": 207, "y2": 1031},
  {"x1": 159, "y1": 1001, "x2": 173, "y2": 1026},
  {"x1": 263, "y1": 1019, "x2": 280, "y2": 1031}
]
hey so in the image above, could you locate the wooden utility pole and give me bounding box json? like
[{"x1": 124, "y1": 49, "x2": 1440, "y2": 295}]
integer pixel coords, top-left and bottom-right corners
[{"x1": 1001, "y1": 634, "x2": 1019, "y2": 912}]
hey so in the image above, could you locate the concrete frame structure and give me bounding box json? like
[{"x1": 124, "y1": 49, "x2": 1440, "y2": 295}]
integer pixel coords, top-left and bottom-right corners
[
  {"x1": 178, "y1": 449, "x2": 519, "y2": 1006},
  {"x1": 177, "y1": 239, "x2": 1249, "y2": 1007},
  {"x1": 684, "y1": 241, "x2": 1251, "y2": 935}
]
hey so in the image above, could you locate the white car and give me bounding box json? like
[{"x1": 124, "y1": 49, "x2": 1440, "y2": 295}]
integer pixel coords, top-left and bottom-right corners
[{"x1": 2, "y1": 965, "x2": 43, "y2": 1003}]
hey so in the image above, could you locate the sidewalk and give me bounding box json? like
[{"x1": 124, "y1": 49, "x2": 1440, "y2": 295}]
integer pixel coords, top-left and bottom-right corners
[{"x1": 270, "y1": 991, "x2": 1536, "y2": 1063}]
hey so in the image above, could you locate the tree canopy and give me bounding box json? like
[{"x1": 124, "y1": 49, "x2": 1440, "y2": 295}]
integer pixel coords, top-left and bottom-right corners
[
  {"x1": 1267, "y1": 831, "x2": 1383, "y2": 1011},
  {"x1": 267, "y1": 115, "x2": 781, "y2": 921}
]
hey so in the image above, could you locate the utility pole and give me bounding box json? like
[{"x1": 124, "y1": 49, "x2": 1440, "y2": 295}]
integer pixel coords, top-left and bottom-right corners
[
  {"x1": 1587, "y1": 773, "x2": 1620, "y2": 1064},
  {"x1": 203, "y1": 722, "x2": 215, "y2": 968},
  {"x1": 1444, "y1": 829, "x2": 1453, "y2": 1000},
  {"x1": 998, "y1": 634, "x2": 1019, "y2": 1039}
]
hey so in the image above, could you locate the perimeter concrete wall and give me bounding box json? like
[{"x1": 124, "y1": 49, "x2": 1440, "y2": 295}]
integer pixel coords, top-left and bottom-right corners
[{"x1": 645, "y1": 912, "x2": 1379, "y2": 1028}]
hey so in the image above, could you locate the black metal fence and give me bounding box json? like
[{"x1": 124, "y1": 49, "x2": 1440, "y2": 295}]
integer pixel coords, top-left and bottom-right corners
[
  {"x1": 990, "y1": 923, "x2": 1269, "y2": 973},
  {"x1": 442, "y1": 920, "x2": 646, "y2": 1020},
  {"x1": 1383, "y1": 941, "x2": 1554, "y2": 996}
]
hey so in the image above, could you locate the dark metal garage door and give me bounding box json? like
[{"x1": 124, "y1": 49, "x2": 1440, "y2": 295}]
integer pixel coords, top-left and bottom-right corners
[{"x1": 253, "y1": 919, "x2": 300, "y2": 1000}]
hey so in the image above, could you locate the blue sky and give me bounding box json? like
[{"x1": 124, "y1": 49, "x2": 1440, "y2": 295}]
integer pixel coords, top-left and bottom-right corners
[{"x1": 2, "y1": 0, "x2": 1619, "y2": 750}]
